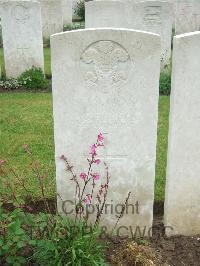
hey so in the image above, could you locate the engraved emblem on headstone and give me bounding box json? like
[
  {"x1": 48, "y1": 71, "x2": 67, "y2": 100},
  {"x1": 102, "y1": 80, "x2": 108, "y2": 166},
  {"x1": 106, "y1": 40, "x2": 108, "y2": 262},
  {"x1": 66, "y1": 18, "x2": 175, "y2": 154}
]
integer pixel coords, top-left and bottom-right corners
[
  {"x1": 12, "y1": 4, "x2": 30, "y2": 24},
  {"x1": 80, "y1": 40, "x2": 130, "y2": 91}
]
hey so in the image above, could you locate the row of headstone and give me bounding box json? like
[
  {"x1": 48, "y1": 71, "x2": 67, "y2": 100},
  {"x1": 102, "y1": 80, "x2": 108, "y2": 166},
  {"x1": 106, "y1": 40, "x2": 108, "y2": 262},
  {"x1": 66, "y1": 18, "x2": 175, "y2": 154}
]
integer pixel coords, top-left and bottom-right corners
[
  {"x1": 51, "y1": 28, "x2": 200, "y2": 237},
  {"x1": 71, "y1": 0, "x2": 200, "y2": 35},
  {"x1": 135, "y1": 0, "x2": 200, "y2": 34},
  {"x1": 85, "y1": 0, "x2": 173, "y2": 68},
  {"x1": 85, "y1": 0, "x2": 200, "y2": 68}
]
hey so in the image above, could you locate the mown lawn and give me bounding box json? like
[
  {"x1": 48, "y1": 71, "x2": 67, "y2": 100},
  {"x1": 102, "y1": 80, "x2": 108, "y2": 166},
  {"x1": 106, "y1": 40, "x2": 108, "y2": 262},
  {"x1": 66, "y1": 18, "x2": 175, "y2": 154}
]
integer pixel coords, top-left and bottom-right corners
[
  {"x1": 0, "y1": 93, "x2": 170, "y2": 201},
  {"x1": 0, "y1": 93, "x2": 55, "y2": 198},
  {"x1": 0, "y1": 48, "x2": 51, "y2": 77}
]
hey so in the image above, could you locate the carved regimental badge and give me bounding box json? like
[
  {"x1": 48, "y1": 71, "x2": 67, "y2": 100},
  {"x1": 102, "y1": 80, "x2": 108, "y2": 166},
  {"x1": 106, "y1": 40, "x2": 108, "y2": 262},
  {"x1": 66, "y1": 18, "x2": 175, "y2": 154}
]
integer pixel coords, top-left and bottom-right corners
[
  {"x1": 80, "y1": 40, "x2": 130, "y2": 92},
  {"x1": 12, "y1": 4, "x2": 30, "y2": 24}
]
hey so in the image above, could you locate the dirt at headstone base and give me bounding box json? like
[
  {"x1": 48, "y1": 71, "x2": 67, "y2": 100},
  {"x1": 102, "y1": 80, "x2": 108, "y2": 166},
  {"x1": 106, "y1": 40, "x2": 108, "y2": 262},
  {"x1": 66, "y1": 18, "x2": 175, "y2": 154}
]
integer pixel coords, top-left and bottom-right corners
[
  {"x1": 150, "y1": 202, "x2": 200, "y2": 266},
  {"x1": 106, "y1": 202, "x2": 200, "y2": 266}
]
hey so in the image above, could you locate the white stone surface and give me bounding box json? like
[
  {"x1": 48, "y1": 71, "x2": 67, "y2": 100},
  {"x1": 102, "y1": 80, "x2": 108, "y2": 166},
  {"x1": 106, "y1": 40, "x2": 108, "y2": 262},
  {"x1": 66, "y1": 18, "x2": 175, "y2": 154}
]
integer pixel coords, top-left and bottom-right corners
[
  {"x1": 134, "y1": 0, "x2": 176, "y2": 24},
  {"x1": 131, "y1": 1, "x2": 173, "y2": 68},
  {"x1": 85, "y1": 0, "x2": 129, "y2": 28},
  {"x1": 164, "y1": 31, "x2": 200, "y2": 237},
  {"x1": 175, "y1": 0, "x2": 200, "y2": 34},
  {"x1": 62, "y1": 0, "x2": 72, "y2": 25},
  {"x1": 1, "y1": 0, "x2": 44, "y2": 78},
  {"x1": 51, "y1": 29, "x2": 161, "y2": 235},
  {"x1": 40, "y1": 0, "x2": 63, "y2": 38},
  {"x1": 1, "y1": 0, "x2": 66, "y2": 33}
]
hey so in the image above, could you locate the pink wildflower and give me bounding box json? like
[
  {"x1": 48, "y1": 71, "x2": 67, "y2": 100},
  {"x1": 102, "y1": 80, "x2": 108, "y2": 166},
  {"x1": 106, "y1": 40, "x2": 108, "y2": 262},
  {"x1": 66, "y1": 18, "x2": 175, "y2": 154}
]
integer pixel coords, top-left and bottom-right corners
[
  {"x1": 94, "y1": 159, "x2": 101, "y2": 165},
  {"x1": 0, "y1": 160, "x2": 6, "y2": 166},
  {"x1": 92, "y1": 173, "x2": 100, "y2": 181},
  {"x1": 80, "y1": 172, "x2": 87, "y2": 181},
  {"x1": 83, "y1": 194, "x2": 92, "y2": 204},
  {"x1": 90, "y1": 144, "x2": 97, "y2": 156},
  {"x1": 98, "y1": 133, "x2": 104, "y2": 142}
]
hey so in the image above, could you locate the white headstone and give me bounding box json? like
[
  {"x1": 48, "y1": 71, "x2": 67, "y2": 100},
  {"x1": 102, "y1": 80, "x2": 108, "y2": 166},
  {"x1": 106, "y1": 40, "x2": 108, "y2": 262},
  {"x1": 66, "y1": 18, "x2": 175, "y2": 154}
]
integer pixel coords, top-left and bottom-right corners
[
  {"x1": 85, "y1": 0, "x2": 129, "y2": 28},
  {"x1": 40, "y1": 0, "x2": 63, "y2": 39},
  {"x1": 51, "y1": 29, "x2": 161, "y2": 235},
  {"x1": 1, "y1": 0, "x2": 44, "y2": 78},
  {"x1": 175, "y1": 0, "x2": 200, "y2": 34},
  {"x1": 131, "y1": 1, "x2": 173, "y2": 69},
  {"x1": 164, "y1": 31, "x2": 200, "y2": 237},
  {"x1": 61, "y1": 0, "x2": 72, "y2": 25},
  {"x1": 134, "y1": 0, "x2": 176, "y2": 25}
]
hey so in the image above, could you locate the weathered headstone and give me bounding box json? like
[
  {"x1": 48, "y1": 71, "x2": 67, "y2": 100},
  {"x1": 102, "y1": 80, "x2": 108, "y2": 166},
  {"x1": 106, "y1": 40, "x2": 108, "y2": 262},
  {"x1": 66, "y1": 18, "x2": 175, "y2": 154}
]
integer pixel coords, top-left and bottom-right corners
[
  {"x1": 51, "y1": 29, "x2": 160, "y2": 235},
  {"x1": 61, "y1": 0, "x2": 72, "y2": 25},
  {"x1": 175, "y1": 0, "x2": 200, "y2": 34},
  {"x1": 131, "y1": 1, "x2": 173, "y2": 69},
  {"x1": 1, "y1": 0, "x2": 44, "y2": 78},
  {"x1": 164, "y1": 32, "x2": 200, "y2": 236},
  {"x1": 85, "y1": 0, "x2": 129, "y2": 28},
  {"x1": 40, "y1": 0, "x2": 63, "y2": 39},
  {"x1": 134, "y1": 0, "x2": 176, "y2": 25}
]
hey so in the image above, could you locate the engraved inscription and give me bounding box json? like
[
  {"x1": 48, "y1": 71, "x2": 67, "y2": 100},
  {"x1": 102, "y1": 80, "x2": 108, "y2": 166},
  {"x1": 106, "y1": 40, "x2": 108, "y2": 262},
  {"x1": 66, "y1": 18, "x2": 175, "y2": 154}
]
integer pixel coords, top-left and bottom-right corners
[
  {"x1": 80, "y1": 40, "x2": 130, "y2": 91},
  {"x1": 12, "y1": 5, "x2": 30, "y2": 24},
  {"x1": 143, "y1": 6, "x2": 161, "y2": 25},
  {"x1": 72, "y1": 94, "x2": 141, "y2": 130}
]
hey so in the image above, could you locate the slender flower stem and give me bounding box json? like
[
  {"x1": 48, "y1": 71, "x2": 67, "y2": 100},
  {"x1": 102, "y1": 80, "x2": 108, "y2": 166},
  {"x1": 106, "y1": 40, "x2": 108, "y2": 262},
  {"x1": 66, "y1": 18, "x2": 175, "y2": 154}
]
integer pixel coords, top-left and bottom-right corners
[{"x1": 111, "y1": 191, "x2": 131, "y2": 235}]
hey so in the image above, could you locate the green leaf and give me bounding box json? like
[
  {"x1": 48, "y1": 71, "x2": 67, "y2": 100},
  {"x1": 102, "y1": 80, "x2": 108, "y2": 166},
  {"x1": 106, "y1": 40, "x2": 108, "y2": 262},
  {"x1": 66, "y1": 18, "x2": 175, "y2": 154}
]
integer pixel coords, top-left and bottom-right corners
[
  {"x1": 72, "y1": 248, "x2": 76, "y2": 261},
  {"x1": 29, "y1": 239, "x2": 37, "y2": 246},
  {"x1": 17, "y1": 241, "x2": 25, "y2": 248}
]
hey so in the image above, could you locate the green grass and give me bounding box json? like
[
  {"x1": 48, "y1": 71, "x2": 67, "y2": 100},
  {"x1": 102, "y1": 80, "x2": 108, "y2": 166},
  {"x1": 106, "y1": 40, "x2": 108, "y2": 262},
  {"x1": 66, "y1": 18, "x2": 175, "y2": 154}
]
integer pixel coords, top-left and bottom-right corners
[
  {"x1": 44, "y1": 47, "x2": 51, "y2": 76},
  {"x1": 155, "y1": 96, "x2": 170, "y2": 201},
  {"x1": 0, "y1": 47, "x2": 5, "y2": 76},
  {"x1": 0, "y1": 48, "x2": 51, "y2": 77},
  {"x1": 0, "y1": 93, "x2": 170, "y2": 201},
  {"x1": 0, "y1": 93, "x2": 55, "y2": 198}
]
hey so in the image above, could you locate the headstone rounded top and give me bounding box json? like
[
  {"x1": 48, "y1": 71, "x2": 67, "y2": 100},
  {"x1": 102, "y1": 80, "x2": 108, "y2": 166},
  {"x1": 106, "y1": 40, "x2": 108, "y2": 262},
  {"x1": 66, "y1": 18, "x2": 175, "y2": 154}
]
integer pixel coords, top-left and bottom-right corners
[{"x1": 51, "y1": 27, "x2": 160, "y2": 38}]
